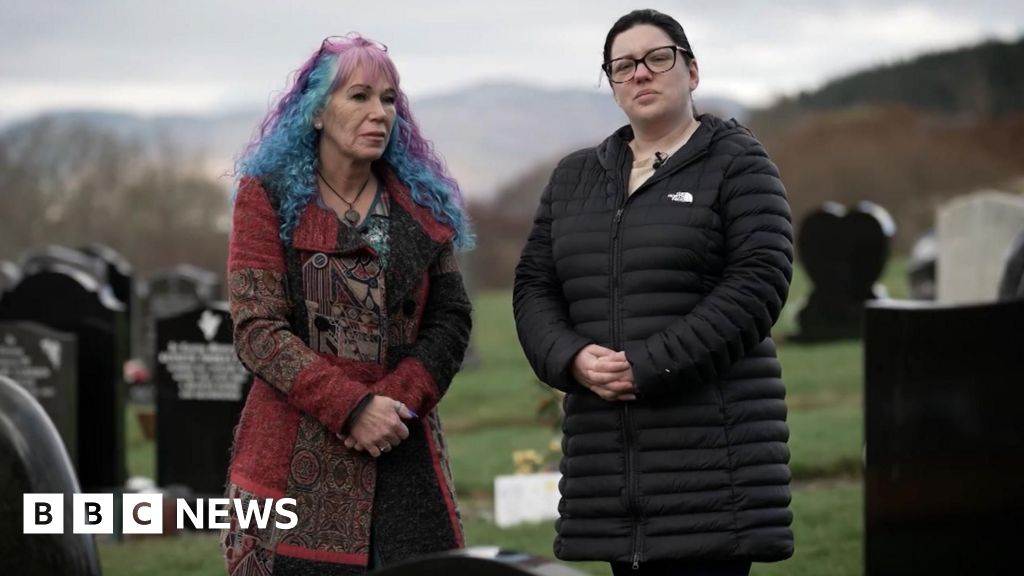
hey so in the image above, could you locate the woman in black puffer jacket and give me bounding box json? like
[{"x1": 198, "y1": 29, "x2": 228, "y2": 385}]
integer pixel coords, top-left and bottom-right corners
[{"x1": 513, "y1": 9, "x2": 794, "y2": 576}]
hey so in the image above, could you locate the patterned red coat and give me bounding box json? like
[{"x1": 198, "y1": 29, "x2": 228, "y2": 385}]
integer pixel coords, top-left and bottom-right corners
[{"x1": 222, "y1": 167, "x2": 471, "y2": 575}]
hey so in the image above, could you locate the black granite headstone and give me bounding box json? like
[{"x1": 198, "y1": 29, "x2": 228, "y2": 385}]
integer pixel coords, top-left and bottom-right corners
[
  {"x1": 0, "y1": 263, "x2": 127, "y2": 491},
  {"x1": 0, "y1": 376, "x2": 101, "y2": 576},
  {"x1": 792, "y1": 201, "x2": 895, "y2": 341},
  {"x1": 864, "y1": 298, "x2": 1024, "y2": 575},
  {"x1": 907, "y1": 230, "x2": 937, "y2": 301},
  {"x1": 143, "y1": 265, "x2": 221, "y2": 319},
  {"x1": 77, "y1": 244, "x2": 132, "y2": 310},
  {"x1": 141, "y1": 265, "x2": 221, "y2": 371},
  {"x1": 18, "y1": 245, "x2": 108, "y2": 285},
  {"x1": 156, "y1": 303, "x2": 250, "y2": 495},
  {"x1": 0, "y1": 321, "x2": 79, "y2": 463},
  {"x1": 78, "y1": 244, "x2": 135, "y2": 359},
  {"x1": 997, "y1": 228, "x2": 1024, "y2": 300}
]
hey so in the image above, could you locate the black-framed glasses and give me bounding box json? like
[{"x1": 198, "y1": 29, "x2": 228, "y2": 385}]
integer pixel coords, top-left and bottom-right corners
[
  {"x1": 320, "y1": 34, "x2": 388, "y2": 54},
  {"x1": 602, "y1": 45, "x2": 691, "y2": 84}
]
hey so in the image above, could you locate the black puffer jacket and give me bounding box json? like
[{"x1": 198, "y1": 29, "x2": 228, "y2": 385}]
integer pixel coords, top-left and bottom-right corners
[{"x1": 513, "y1": 114, "x2": 794, "y2": 565}]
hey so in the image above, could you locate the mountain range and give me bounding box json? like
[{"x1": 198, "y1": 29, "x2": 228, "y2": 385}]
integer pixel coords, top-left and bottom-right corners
[{"x1": 0, "y1": 83, "x2": 746, "y2": 202}]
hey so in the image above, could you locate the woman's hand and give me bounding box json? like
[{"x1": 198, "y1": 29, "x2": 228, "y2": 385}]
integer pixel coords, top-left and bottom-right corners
[
  {"x1": 572, "y1": 345, "x2": 636, "y2": 401},
  {"x1": 339, "y1": 396, "x2": 416, "y2": 457}
]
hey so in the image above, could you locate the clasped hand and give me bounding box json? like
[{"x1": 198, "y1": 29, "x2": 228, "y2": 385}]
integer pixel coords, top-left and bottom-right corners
[
  {"x1": 337, "y1": 395, "x2": 415, "y2": 458},
  {"x1": 571, "y1": 344, "x2": 636, "y2": 401}
]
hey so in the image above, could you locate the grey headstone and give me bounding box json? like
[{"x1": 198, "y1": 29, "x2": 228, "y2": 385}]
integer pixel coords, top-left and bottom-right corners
[
  {"x1": 0, "y1": 321, "x2": 78, "y2": 463},
  {"x1": 937, "y1": 190, "x2": 1024, "y2": 303}
]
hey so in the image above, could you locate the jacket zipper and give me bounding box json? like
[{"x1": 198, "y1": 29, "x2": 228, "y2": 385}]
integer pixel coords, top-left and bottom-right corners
[
  {"x1": 611, "y1": 185, "x2": 642, "y2": 570},
  {"x1": 611, "y1": 147, "x2": 710, "y2": 570}
]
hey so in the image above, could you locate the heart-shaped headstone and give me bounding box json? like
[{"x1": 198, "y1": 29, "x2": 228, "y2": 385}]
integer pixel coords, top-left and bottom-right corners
[{"x1": 792, "y1": 201, "x2": 895, "y2": 342}]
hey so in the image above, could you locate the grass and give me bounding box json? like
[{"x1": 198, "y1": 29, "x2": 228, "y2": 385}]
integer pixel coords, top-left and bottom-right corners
[
  {"x1": 755, "y1": 483, "x2": 863, "y2": 576},
  {"x1": 98, "y1": 483, "x2": 863, "y2": 576},
  {"x1": 788, "y1": 405, "x2": 863, "y2": 479},
  {"x1": 462, "y1": 482, "x2": 864, "y2": 576},
  {"x1": 447, "y1": 425, "x2": 560, "y2": 495},
  {"x1": 99, "y1": 533, "x2": 223, "y2": 576},
  {"x1": 125, "y1": 406, "x2": 154, "y2": 479},
  {"x1": 100, "y1": 259, "x2": 896, "y2": 574}
]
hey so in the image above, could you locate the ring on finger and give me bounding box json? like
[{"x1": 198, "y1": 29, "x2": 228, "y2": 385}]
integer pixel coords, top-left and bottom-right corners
[{"x1": 379, "y1": 443, "x2": 391, "y2": 452}]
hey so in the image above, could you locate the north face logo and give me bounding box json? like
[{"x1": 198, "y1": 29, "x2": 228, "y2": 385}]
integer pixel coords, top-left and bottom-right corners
[{"x1": 668, "y1": 192, "x2": 694, "y2": 203}]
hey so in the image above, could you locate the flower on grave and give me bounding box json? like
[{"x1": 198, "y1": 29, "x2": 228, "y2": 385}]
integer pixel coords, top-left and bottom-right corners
[
  {"x1": 513, "y1": 450, "x2": 545, "y2": 474},
  {"x1": 548, "y1": 438, "x2": 561, "y2": 453}
]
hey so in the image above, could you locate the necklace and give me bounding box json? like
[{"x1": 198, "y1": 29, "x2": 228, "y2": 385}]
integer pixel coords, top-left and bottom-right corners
[{"x1": 318, "y1": 170, "x2": 372, "y2": 224}]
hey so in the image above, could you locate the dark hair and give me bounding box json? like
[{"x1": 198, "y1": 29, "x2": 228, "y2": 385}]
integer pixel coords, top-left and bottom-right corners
[
  {"x1": 603, "y1": 9, "x2": 694, "y2": 65},
  {"x1": 603, "y1": 9, "x2": 697, "y2": 115}
]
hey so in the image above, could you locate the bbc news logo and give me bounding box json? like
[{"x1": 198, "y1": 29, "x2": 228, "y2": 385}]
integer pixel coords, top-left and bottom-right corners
[{"x1": 23, "y1": 494, "x2": 298, "y2": 534}]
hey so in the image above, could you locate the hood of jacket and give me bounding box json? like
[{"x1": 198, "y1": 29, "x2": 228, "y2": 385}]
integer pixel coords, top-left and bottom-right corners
[{"x1": 595, "y1": 113, "x2": 752, "y2": 179}]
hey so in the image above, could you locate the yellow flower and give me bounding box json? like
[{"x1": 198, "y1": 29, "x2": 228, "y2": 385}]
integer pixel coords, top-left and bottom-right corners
[{"x1": 512, "y1": 449, "x2": 544, "y2": 474}]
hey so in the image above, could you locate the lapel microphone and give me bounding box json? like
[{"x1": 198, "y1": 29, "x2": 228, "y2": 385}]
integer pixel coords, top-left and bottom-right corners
[{"x1": 653, "y1": 151, "x2": 667, "y2": 170}]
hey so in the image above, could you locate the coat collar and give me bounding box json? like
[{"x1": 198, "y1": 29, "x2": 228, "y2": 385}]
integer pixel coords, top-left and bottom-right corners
[
  {"x1": 595, "y1": 113, "x2": 746, "y2": 180},
  {"x1": 288, "y1": 163, "x2": 455, "y2": 311}
]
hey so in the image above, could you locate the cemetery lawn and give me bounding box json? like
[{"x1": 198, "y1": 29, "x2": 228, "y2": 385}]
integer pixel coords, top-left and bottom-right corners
[{"x1": 102, "y1": 260, "x2": 905, "y2": 575}]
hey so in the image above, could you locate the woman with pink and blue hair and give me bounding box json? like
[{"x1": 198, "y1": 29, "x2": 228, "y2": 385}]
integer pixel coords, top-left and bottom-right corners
[{"x1": 223, "y1": 34, "x2": 472, "y2": 575}]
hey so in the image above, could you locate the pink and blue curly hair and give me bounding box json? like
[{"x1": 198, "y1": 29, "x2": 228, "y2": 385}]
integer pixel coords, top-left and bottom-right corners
[{"x1": 234, "y1": 34, "x2": 473, "y2": 250}]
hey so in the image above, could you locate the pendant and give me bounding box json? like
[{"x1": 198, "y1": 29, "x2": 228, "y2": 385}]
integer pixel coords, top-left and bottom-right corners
[{"x1": 344, "y1": 209, "x2": 360, "y2": 224}]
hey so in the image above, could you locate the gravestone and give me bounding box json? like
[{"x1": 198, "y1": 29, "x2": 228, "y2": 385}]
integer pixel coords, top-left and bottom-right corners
[
  {"x1": 0, "y1": 260, "x2": 20, "y2": 295},
  {"x1": 143, "y1": 265, "x2": 222, "y2": 319},
  {"x1": 907, "y1": 230, "x2": 937, "y2": 300},
  {"x1": 494, "y1": 472, "x2": 561, "y2": 528},
  {"x1": 0, "y1": 376, "x2": 101, "y2": 576},
  {"x1": 78, "y1": 244, "x2": 135, "y2": 355},
  {"x1": 156, "y1": 303, "x2": 250, "y2": 495},
  {"x1": 997, "y1": 229, "x2": 1024, "y2": 300},
  {"x1": 792, "y1": 201, "x2": 895, "y2": 341},
  {"x1": 864, "y1": 298, "x2": 1024, "y2": 575},
  {"x1": 141, "y1": 265, "x2": 221, "y2": 372},
  {"x1": 0, "y1": 263, "x2": 127, "y2": 491},
  {"x1": 0, "y1": 321, "x2": 78, "y2": 463},
  {"x1": 937, "y1": 190, "x2": 1024, "y2": 303},
  {"x1": 77, "y1": 244, "x2": 132, "y2": 309},
  {"x1": 18, "y1": 245, "x2": 108, "y2": 284}
]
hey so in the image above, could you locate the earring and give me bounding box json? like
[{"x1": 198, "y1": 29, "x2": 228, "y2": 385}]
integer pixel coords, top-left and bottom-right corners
[{"x1": 314, "y1": 120, "x2": 323, "y2": 130}]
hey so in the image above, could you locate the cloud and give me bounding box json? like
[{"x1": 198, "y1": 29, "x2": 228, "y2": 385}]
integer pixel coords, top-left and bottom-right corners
[{"x1": 0, "y1": 0, "x2": 1019, "y2": 121}]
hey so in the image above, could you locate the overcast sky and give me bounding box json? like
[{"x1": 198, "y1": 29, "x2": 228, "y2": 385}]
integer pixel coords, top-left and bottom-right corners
[{"x1": 1, "y1": 0, "x2": 1021, "y2": 123}]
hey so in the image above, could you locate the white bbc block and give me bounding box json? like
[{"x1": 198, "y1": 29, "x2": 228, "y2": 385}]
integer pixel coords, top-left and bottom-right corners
[
  {"x1": 73, "y1": 493, "x2": 114, "y2": 534},
  {"x1": 493, "y1": 472, "x2": 561, "y2": 528},
  {"x1": 123, "y1": 493, "x2": 164, "y2": 534},
  {"x1": 23, "y1": 493, "x2": 63, "y2": 534}
]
